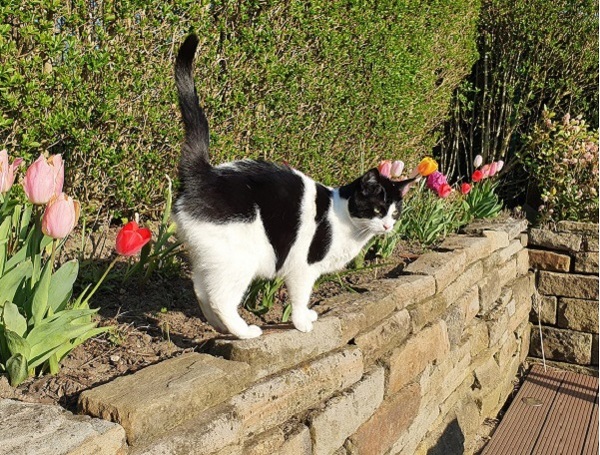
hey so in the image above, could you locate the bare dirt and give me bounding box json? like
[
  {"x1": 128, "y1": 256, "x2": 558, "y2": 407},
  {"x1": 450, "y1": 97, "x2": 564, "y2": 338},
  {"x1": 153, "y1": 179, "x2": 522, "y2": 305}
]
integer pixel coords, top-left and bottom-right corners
[{"x1": 0, "y1": 225, "x2": 423, "y2": 412}]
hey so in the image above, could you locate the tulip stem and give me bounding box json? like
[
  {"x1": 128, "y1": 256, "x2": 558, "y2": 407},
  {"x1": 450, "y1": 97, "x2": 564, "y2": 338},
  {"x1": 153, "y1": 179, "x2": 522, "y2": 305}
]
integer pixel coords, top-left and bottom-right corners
[{"x1": 80, "y1": 256, "x2": 119, "y2": 307}]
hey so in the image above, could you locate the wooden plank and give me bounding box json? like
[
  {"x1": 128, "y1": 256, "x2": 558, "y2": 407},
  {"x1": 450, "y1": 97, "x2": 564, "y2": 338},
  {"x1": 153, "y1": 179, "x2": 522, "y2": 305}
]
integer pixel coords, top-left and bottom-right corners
[
  {"x1": 482, "y1": 365, "x2": 599, "y2": 455},
  {"x1": 532, "y1": 370, "x2": 598, "y2": 455},
  {"x1": 582, "y1": 395, "x2": 598, "y2": 455},
  {"x1": 481, "y1": 365, "x2": 564, "y2": 455}
]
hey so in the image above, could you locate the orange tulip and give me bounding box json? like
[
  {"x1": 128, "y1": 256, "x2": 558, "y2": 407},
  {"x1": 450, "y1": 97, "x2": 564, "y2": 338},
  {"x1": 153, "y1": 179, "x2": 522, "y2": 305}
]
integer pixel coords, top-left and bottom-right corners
[{"x1": 416, "y1": 157, "x2": 438, "y2": 177}]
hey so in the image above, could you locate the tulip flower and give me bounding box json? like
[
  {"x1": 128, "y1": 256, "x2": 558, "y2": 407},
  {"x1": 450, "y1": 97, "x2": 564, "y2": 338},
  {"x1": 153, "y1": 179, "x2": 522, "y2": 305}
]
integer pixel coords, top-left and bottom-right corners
[
  {"x1": 426, "y1": 171, "x2": 447, "y2": 193},
  {"x1": 461, "y1": 183, "x2": 472, "y2": 195},
  {"x1": 437, "y1": 183, "x2": 452, "y2": 198},
  {"x1": 390, "y1": 160, "x2": 404, "y2": 178},
  {"x1": 416, "y1": 157, "x2": 438, "y2": 177},
  {"x1": 115, "y1": 221, "x2": 152, "y2": 256},
  {"x1": 23, "y1": 154, "x2": 64, "y2": 204},
  {"x1": 481, "y1": 164, "x2": 491, "y2": 178},
  {"x1": 378, "y1": 160, "x2": 392, "y2": 178},
  {"x1": 473, "y1": 155, "x2": 483, "y2": 168},
  {"x1": 42, "y1": 193, "x2": 80, "y2": 239},
  {"x1": 496, "y1": 160, "x2": 504, "y2": 172},
  {"x1": 488, "y1": 162, "x2": 498, "y2": 177},
  {"x1": 472, "y1": 170, "x2": 484, "y2": 183},
  {"x1": 0, "y1": 149, "x2": 23, "y2": 194}
]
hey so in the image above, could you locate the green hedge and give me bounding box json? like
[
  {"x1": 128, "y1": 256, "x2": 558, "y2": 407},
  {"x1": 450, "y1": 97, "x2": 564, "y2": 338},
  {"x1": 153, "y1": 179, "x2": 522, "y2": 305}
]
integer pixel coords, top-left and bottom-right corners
[{"x1": 0, "y1": 0, "x2": 479, "y2": 218}]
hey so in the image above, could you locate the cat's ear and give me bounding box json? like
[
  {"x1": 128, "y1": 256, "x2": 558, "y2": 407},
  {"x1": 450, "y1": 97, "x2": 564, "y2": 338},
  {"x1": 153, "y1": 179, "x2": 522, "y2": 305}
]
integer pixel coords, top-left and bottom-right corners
[
  {"x1": 360, "y1": 169, "x2": 382, "y2": 196},
  {"x1": 396, "y1": 177, "x2": 418, "y2": 197}
]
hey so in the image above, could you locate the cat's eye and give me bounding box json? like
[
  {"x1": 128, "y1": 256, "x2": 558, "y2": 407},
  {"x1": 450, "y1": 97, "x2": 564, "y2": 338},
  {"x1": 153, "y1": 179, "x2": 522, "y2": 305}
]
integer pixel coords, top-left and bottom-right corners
[{"x1": 374, "y1": 207, "x2": 384, "y2": 216}]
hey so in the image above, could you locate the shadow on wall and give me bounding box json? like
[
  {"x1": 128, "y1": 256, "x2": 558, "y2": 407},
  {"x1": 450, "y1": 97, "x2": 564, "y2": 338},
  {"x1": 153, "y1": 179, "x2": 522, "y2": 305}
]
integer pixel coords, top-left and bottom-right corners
[{"x1": 428, "y1": 418, "x2": 465, "y2": 455}]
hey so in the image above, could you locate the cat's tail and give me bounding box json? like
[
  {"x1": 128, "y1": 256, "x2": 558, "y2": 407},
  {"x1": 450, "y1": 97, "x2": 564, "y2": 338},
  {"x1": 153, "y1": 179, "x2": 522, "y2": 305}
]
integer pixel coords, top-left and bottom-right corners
[{"x1": 175, "y1": 33, "x2": 210, "y2": 172}]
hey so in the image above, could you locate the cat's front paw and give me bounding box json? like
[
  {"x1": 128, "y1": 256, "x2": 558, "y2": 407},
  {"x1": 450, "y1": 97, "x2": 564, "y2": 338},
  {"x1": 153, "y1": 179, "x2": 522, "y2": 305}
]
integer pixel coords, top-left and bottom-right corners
[
  {"x1": 236, "y1": 324, "x2": 263, "y2": 339},
  {"x1": 292, "y1": 313, "x2": 314, "y2": 333},
  {"x1": 308, "y1": 309, "x2": 319, "y2": 322}
]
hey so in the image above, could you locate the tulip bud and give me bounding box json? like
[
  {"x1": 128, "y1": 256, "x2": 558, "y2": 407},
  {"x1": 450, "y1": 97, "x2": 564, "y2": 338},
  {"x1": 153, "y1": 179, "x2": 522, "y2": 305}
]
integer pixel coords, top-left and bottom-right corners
[
  {"x1": 390, "y1": 160, "x2": 404, "y2": 178},
  {"x1": 496, "y1": 160, "x2": 504, "y2": 172},
  {"x1": 460, "y1": 183, "x2": 472, "y2": 195},
  {"x1": 23, "y1": 154, "x2": 64, "y2": 204},
  {"x1": 473, "y1": 155, "x2": 483, "y2": 168},
  {"x1": 488, "y1": 162, "x2": 498, "y2": 177},
  {"x1": 0, "y1": 149, "x2": 23, "y2": 194},
  {"x1": 377, "y1": 160, "x2": 392, "y2": 178},
  {"x1": 115, "y1": 221, "x2": 152, "y2": 256},
  {"x1": 42, "y1": 193, "x2": 80, "y2": 239},
  {"x1": 416, "y1": 157, "x2": 438, "y2": 177}
]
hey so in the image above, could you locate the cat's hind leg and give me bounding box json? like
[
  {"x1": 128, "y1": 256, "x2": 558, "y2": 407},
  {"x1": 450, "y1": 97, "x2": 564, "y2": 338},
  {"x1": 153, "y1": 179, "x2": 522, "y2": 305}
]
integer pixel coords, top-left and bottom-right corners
[
  {"x1": 207, "y1": 271, "x2": 263, "y2": 339},
  {"x1": 285, "y1": 272, "x2": 319, "y2": 333},
  {"x1": 191, "y1": 270, "x2": 228, "y2": 333}
]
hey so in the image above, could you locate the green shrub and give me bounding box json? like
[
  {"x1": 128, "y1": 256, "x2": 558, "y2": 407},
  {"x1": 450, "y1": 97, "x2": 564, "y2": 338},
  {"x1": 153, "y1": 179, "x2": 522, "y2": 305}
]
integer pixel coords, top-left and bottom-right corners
[
  {"x1": 437, "y1": 0, "x2": 598, "y2": 189},
  {"x1": 0, "y1": 0, "x2": 480, "y2": 219},
  {"x1": 521, "y1": 109, "x2": 599, "y2": 223}
]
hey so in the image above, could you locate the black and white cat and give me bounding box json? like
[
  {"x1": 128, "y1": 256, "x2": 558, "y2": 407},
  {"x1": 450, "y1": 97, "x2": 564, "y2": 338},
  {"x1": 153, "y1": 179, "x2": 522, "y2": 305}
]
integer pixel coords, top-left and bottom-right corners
[{"x1": 173, "y1": 34, "x2": 415, "y2": 339}]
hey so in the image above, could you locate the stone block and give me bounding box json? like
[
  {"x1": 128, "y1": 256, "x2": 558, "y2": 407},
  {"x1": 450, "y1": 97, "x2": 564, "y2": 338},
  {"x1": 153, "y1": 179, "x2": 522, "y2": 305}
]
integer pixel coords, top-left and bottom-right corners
[
  {"x1": 463, "y1": 319, "x2": 490, "y2": 359},
  {"x1": 530, "y1": 326, "x2": 592, "y2": 364},
  {"x1": 573, "y1": 252, "x2": 599, "y2": 274},
  {"x1": 518, "y1": 322, "x2": 532, "y2": 363},
  {"x1": 463, "y1": 218, "x2": 528, "y2": 240},
  {"x1": 528, "y1": 250, "x2": 571, "y2": 272},
  {"x1": 79, "y1": 353, "x2": 252, "y2": 445},
  {"x1": 516, "y1": 248, "x2": 530, "y2": 276},
  {"x1": 0, "y1": 399, "x2": 127, "y2": 455},
  {"x1": 387, "y1": 401, "x2": 440, "y2": 455},
  {"x1": 461, "y1": 286, "x2": 480, "y2": 327},
  {"x1": 277, "y1": 425, "x2": 312, "y2": 455},
  {"x1": 583, "y1": 234, "x2": 599, "y2": 252},
  {"x1": 512, "y1": 273, "x2": 535, "y2": 310},
  {"x1": 231, "y1": 348, "x2": 364, "y2": 435},
  {"x1": 310, "y1": 367, "x2": 385, "y2": 455},
  {"x1": 354, "y1": 309, "x2": 411, "y2": 363},
  {"x1": 407, "y1": 295, "x2": 447, "y2": 332},
  {"x1": 557, "y1": 298, "x2": 599, "y2": 333},
  {"x1": 530, "y1": 295, "x2": 557, "y2": 325},
  {"x1": 557, "y1": 221, "x2": 598, "y2": 235},
  {"x1": 244, "y1": 428, "x2": 285, "y2": 455},
  {"x1": 520, "y1": 233, "x2": 529, "y2": 247},
  {"x1": 210, "y1": 318, "x2": 342, "y2": 379},
  {"x1": 328, "y1": 275, "x2": 435, "y2": 342},
  {"x1": 404, "y1": 250, "x2": 467, "y2": 293},
  {"x1": 498, "y1": 239, "x2": 523, "y2": 263},
  {"x1": 529, "y1": 228, "x2": 582, "y2": 252},
  {"x1": 388, "y1": 321, "x2": 450, "y2": 394},
  {"x1": 441, "y1": 262, "x2": 484, "y2": 307},
  {"x1": 130, "y1": 404, "x2": 241, "y2": 455},
  {"x1": 347, "y1": 382, "x2": 421, "y2": 455},
  {"x1": 439, "y1": 235, "x2": 493, "y2": 267},
  {"x1": 482, "y1": 230, "x2": 510, "y2": 252},
  {"x1": 478, "y1": 271, "x2": 502, "y2": 316},
  {"x1": 444, "y1": 303, "x2": 466, "y2": 349},
  {"x1": 472, "y1": 356, "x2": 501, "y2": 393},
  {"x1": 537, "y1": 271, "x2": 599, "y2": 300},
  {"x1": 499, "y1": 258, "x2": 518, "y2": 285}
]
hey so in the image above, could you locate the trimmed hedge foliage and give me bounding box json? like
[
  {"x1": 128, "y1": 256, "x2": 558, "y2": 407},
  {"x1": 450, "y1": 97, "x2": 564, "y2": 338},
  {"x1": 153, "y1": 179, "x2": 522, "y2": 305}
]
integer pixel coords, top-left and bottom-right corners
[{"x1": 1, "y1": 0, "x2": 479, "y2": 218}]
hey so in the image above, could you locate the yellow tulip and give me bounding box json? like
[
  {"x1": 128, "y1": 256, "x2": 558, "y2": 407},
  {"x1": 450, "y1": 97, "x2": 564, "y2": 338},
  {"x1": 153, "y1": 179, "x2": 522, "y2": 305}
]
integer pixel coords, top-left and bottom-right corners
[{"x1": 417, "y1": 157, "x2": 438, "y2": 177}]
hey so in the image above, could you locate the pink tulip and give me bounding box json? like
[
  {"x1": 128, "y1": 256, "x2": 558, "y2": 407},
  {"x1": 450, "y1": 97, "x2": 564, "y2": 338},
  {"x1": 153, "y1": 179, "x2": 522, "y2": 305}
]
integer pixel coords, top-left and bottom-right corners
[
  {"x1": 378, "y1": 160, "x2": 392, "y2": 178},
  {"x1": 489, "y1": 162, "x2": 498, "y2": 177},
  {"x1": 390, "y1": 160, "x2": 404, "y2": 178},
  {"x1": 496, "y1": 160, "x2": 504, "y2": 172},
  {"x1": 23, "y1": 154, "x2": 64, "y2": 204},
  {"x1": 473, "y1": 155, "x2": 483, "y2": 168},
  {"x1": 42, "y1": 193, "x2": 80, "y2": 239},
  {"x1": 0, "y1": 149, "x2": 23, "y2": 194},
  {"x1": 426, "y1": 171, "x2": 448, "y2": 193},
  {"x1": 481, "y1": 164, "x2": 491, "y2": 178}
]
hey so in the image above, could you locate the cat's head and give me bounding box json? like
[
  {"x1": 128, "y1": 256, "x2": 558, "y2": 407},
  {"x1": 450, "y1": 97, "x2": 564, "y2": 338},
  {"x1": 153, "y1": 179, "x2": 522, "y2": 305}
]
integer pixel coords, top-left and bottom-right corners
[{"x1": 346, "y1": 168, "x2": 416, "y2": 235}]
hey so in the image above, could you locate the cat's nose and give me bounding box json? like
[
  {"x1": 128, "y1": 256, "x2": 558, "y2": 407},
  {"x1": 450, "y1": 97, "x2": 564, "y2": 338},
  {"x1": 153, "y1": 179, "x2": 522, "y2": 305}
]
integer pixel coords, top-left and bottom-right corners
[{"x1": 383, "y1": 223, "x2": 393, "y2": 231}]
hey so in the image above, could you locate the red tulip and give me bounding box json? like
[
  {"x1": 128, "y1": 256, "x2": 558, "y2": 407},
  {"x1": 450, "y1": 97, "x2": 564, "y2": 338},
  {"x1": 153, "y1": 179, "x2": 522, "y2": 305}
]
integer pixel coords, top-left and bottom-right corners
[
  {"x1": 437, "y1": 183, "x2": 452, "y2": 198},
  {"x1": 42, "y1": 193, "x2": 80, "y2": 239},
  {"x1": 461, "y1": 183, "x2": 472, "y2": 195},
  {"x1": 472, "y1": 170, "x2": 484, "y2": 183},
  {"x1": 115, "y1": 221, "x2": 152, "y2": 256}
]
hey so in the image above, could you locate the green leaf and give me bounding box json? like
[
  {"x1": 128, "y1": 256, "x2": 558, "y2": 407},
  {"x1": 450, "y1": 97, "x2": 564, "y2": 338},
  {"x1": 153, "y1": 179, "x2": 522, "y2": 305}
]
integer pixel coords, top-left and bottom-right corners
[
  {"x1": 0, "y1": 217, "x2": 11, "y2": 276},
  {"x1": 25, "y1": 308, "x2": 98, "y2": 347},
  {"x1": 6, "y1": 353, "x2": 29, "y2": 387},
  {"x1": 48, "y1": 259, "x2": 79, "y2": 312},
  {"x1": 2, "y1": 302, "x2": 27, "y2": 337},
  {"x1": 0, "y1": 260, "x2": 33, "y2": 309},
  {"x1": 5, "y1": 329, "x2": 31, "y2": 359},
  {"x1": 31, "y1": 258, "x2": 52, "y2": 325}
]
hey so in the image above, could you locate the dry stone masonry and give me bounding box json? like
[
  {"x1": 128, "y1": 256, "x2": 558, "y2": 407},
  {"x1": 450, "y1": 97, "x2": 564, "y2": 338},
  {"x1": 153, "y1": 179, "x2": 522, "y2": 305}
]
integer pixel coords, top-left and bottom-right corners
[
  {"x1": 528, "y1": 221, "x2": 599, "y2": 374},
  {"x1": 0, "y1": 218, "x2": 534, "y2": 455}
]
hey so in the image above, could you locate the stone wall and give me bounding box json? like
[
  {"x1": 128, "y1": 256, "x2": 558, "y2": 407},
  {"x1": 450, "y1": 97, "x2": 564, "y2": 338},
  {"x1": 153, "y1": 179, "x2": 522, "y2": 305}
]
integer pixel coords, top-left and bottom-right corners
[
  {"x1": 62, "y1": 218, "x2": 532, "y2": 455},
  {"x1": 527, "y1": 221, "x2": 599, "y2": 374}
]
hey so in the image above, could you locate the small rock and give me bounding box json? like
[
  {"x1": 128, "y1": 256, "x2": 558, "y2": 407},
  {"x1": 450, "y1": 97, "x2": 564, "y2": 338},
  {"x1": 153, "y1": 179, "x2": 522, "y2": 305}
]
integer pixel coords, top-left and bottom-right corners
[{"x1": 110, "y1": 355, "x2": 121, "y2": 364}]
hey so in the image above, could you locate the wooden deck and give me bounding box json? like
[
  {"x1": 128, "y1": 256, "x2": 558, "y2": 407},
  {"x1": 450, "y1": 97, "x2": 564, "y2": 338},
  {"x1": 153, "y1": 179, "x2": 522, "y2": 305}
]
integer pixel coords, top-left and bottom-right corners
[{"x1": 482, "y1": 365, "x2": 599, "y2": 455}]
